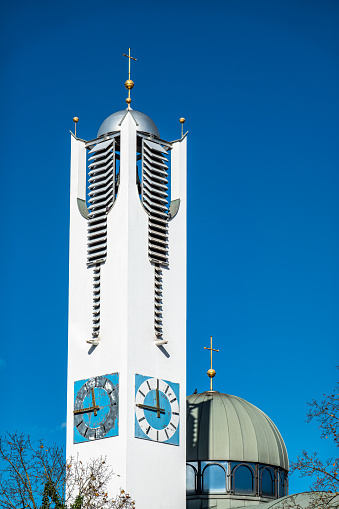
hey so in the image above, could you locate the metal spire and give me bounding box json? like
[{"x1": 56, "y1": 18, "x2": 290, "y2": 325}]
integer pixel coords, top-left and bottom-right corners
[
  {"x1": 123, "y1": 48, "x2": 137, "y2": 107},
  {"x1": 204, "y1": 336, "x2": 219, "y2": 391}
]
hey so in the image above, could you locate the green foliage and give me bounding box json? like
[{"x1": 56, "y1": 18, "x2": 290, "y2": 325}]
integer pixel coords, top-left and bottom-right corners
[
  {"x1": 41, "y1": 480, "x2": 64, "y2": 508},
  {"x1": 69, "y1": 495, "x2": 83, "y2": 509},
  {"x1": 41, "y1": 479, "x2": 83, "y2": 509}
]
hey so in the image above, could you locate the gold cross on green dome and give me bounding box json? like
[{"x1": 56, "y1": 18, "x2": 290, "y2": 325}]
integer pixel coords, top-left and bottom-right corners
[{"x1": 204, "y1": 336, "x2": 219, "y2": 391}]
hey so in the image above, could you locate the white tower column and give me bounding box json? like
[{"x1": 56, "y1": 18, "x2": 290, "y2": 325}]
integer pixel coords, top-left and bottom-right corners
[{"x1": 67, "y1": 109, "x2": 187, "y2": 509}]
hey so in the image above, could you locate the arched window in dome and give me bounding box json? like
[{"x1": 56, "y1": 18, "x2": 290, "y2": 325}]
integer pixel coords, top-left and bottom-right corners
[
  {"x1": 202, "y1": 463, "x2": 226, "y2": 494},
  {"x1": 260, "y1": 467, "x2": 275, "y2": 497},
  {"x1": 186, "y1": 464, "x2": 197, "y2": 494},
  {"x1": 232, "y1": 464, "x2": 255, "y2": 495},
  {"x1": 278, "y1": 470, "x2": 287, "y2": 498}
]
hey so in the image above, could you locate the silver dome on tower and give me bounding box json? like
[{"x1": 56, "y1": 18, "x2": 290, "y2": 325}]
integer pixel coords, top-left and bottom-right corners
[{"x1": 97, "y1": 109, "x2": 160, "y2": 138}]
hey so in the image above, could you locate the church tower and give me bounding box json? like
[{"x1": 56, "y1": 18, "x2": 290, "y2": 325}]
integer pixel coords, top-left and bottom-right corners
[{"x1": 66, "y1": 52, "x2": 187, "y2": 508}]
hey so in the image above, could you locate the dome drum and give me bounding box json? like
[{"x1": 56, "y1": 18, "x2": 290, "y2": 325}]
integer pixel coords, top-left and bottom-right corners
[{"x1": 186, "y1": 460, "x2": 288, "y2": 499}]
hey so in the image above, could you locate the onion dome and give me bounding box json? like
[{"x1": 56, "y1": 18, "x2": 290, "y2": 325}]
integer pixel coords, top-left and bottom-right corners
[
  {"x1": 187, "y1": 391, "x2": 288, "y2": 469},
  {"x1": 97, "y1": 109, "x2": 160, "y2": 138}
]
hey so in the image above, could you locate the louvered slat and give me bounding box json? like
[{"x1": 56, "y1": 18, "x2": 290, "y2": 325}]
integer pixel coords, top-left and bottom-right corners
[
  {"x1": 87, "y1": 139, "x2": 115, "y2": 268},
  {"x1": 142, "y1": 139, "x2": 169, "y2": 268},
  {"x1": 141, "y1": 139, "x2": 170, "y2": 341},
  {"x1": 86, "y1": 137, "x2": 116, "y2": 343}
]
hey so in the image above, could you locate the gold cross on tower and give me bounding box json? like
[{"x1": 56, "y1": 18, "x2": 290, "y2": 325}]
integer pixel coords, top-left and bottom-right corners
[
  {"x1": 123, "y1": 48, "x2": 137, "y2": 106},
  {"x1": 204, "y1": 336, "x2": 219, "y2": 391}
]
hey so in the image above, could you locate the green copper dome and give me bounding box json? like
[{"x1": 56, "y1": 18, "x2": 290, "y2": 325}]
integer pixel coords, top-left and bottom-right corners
[{"x1": 187, "y1": 391, "x2": 288, "y2": 470}]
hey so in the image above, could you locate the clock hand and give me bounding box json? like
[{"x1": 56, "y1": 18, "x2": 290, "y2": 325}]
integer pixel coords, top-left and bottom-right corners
[
  {"x1": 73, "y1": 404, "x2": 100, "y2": 415},
  {"x1": 136, "y1": 403, "x2": 165, "y2": 414},
  {"x1": 91, "y1": 388, "x2": 98, "y2": 417},
  {"x1": 156, "y1": 379, "x2": 160, "y2": 418}
]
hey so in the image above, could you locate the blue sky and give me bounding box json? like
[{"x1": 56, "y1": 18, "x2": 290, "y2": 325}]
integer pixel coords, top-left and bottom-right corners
[{"x1": 1, "y1": 0, "x2": 338, "y2": 495}]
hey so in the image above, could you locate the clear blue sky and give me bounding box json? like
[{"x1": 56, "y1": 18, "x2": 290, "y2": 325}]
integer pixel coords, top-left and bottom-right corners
[{"x1": 1, "y1": 0, "x2": 338, "y2": 495}]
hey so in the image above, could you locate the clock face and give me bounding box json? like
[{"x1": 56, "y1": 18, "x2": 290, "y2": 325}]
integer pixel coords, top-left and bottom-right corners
[
  {"x1": 135, "y1": 374, "x2": 180, "y2": 446},
  {"x1": 73, "y1": 373, "x2": 119, "y2": 443}
]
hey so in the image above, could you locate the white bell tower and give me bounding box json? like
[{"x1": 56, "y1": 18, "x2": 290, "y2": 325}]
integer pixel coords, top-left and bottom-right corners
[{"x1": 66, "y1": 54, "x2": 187, "y2": 509}]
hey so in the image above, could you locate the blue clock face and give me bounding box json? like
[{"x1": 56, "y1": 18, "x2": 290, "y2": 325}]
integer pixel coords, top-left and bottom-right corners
[
  {"x1": 135, "y1": 374, "x2": 180, "y2": 445},
  {"x1": 73, "y1": 373, "x2": 119, "y2": 443}
]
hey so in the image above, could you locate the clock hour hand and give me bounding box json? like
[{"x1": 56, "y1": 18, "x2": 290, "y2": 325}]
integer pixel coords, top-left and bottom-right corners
[
  {"x1": 73, "y1": 404, "x2": 100, "y2": 415},
  {"x1": 136, "y1": 403, "x2": 165, "y2": 414}
]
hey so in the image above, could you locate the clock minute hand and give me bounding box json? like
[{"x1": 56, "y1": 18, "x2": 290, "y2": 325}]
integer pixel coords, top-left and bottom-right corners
[
  {"x1": 91, "y1": 387, "x2": 98, "y2": 416},
  {"x1": 156, "y1": 381, "x2": 160, "y2": 418},
  {"x1": 136, "y1": 403, "x2": 165, "y2": 414}
]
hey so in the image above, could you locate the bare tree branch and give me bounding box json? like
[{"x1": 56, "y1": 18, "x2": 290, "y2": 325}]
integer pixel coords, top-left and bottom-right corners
[
  {"x1": 0, "y1": 433, "x2": 135, "y2": 509},
  {"x1": 290, "y1": 373, "x2": 339, "y2": 507}
]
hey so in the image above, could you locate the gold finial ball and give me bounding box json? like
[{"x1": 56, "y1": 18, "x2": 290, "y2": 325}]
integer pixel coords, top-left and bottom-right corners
[
  {"x1": 73, "y1": 117, "x2": 79, "y2": 123},
  {"x1": 126, "y1": 98, "x2": 132, "y2": 104},
  {"x1": 125, "y1": 79, "x2": 134, "y2": 90},
  {"x1": 179, "y1": 117, "x2": 185, "y2": 124},
  {"x1": 207, "y1": 368, "x2": 216, "y2": 378}
]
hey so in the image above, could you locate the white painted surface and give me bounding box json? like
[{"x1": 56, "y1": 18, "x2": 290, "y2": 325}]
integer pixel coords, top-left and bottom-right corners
[
  {"x1": 67, "y1": 113, "x2": 187, "y2": 508},
  {"x1": 74, "y1": 136, "x2": 87, "y2": 202}
]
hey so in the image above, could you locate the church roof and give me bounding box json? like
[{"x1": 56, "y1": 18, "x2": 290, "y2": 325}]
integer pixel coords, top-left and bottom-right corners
[
  {"x1": 97, "y1": 109, "x2": 160, "y2": 138},
  {"x1": 187, "y1": 391, "x2": 288, "y2": 470}
]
